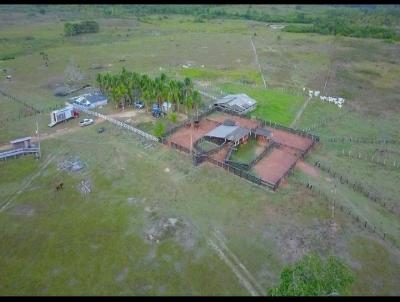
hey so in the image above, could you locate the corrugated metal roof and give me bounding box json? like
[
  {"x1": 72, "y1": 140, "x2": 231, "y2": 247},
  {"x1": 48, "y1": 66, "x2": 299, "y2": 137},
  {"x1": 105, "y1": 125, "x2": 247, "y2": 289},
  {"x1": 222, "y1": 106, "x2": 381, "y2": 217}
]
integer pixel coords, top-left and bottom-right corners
[
  {"x1": 205, "y1": 125, "x2": 250, "y2": 142},
  {"x1": 10, "y1": 137, "x2": 32, "y2": 144},
  {"x1": 213, "y1": 93, "x2": 256, "y2": 113},
  {"x1": 253, "y1": 128, "x2": 272, "y2": 137},
  {"x1": 206, "y1": 125, "x2": 239, "y2": 139}
]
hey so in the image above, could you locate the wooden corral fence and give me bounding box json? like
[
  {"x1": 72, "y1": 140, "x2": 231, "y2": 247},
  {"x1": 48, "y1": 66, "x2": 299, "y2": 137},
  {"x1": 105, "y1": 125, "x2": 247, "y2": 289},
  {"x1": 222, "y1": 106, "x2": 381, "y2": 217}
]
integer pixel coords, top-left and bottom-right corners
[
  {"x1": 0, "y1": 147, "x2": 40, "y2": 161},
  {"x1": 255, "y1": 117, "x2": 320, "y2": 144},
  {"x1": 295, "y1": 179, "x2": 400, "y2": 251},
  {"x1": 314, "y1": 160, "x2": 399, "y2": 215},
  {"x1": 206, "y1": 156, "x2": 277, "y2": 190},
  {"x1": 72, "y1": 104, "x2": 159, "y2": 142}
]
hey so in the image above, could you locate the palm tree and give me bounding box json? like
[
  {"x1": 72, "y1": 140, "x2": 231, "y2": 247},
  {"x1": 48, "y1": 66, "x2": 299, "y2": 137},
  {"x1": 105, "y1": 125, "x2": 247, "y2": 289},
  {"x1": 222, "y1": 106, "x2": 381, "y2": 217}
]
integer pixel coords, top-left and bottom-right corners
[
  {"x1": 176, "y1": 80, "x2": 185, "y2": 113},
  {"x1": 168, "y1": 80, "x2": 179, "y2": 112},
  {"x1": 141, "y1": 75, "x2": 154, "y2": 112},
  {"x1": 192, "y1": 90, "x2": 202, "y2": 119}
]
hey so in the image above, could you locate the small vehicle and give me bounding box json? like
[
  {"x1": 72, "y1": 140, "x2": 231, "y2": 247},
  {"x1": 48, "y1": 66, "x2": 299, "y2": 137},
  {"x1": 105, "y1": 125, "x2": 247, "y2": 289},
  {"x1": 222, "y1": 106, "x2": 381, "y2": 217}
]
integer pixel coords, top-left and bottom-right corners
[
  {"x1": 152, "y1": 104, "x2": 165, "y2": 118},
  {"x1": 79, "y1": 118, "x2": 94, "y2": 127},
  {"x1": 134, "y1": 100, "x2": 145, "y2": 109}
]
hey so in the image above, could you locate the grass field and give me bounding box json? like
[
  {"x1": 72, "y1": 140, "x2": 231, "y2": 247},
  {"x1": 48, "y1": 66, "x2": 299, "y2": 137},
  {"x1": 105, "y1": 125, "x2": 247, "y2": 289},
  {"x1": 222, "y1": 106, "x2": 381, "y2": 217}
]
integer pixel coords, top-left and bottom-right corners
[
  {"x1": 220, "y1": 83, "x2": 305, "y2": 125},
  {"x1": 1, "y1": 7, "x2": 400, "y2": 296},
  {"x1": 230, "y1": 139, "x2": 262, "y2": 164}
]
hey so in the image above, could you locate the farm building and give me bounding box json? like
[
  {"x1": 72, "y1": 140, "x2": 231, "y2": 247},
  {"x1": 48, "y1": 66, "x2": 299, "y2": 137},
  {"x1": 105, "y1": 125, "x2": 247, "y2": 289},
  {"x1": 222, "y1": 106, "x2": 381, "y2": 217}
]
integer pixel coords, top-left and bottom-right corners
[
  {"x1": 252, "y1": 128, "x2": 273, "y2": 143},
  {"x1": 204, "y1": 124, "x2": 250, "y2": 146},
  {"x1": 212, "y1": 94, "x2": 257, "y2": 115},
  {"x1": 70, "y1": 91, "x2": 107, "y2": 109},
  {"x1": 10, "y1": 137, "x2": 32, "y2": 149}
]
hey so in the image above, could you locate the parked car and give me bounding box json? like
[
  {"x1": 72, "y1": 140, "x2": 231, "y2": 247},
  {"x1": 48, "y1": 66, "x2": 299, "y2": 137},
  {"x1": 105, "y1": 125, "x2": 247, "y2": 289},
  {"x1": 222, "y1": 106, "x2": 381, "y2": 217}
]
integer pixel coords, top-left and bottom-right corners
[
  {"x1": 79, "y1": 118, "x2": 94, "y2": 127},
  {"x1": 134, "y1": 101, "x2": 145, "y2": 109}
]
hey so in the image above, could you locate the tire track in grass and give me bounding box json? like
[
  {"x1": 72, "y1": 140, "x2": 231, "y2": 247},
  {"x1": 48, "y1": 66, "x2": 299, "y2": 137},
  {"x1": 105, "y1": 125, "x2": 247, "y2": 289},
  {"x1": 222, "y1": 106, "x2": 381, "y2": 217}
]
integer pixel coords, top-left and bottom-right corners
[
  {"x1": 207, "y1": 237, "x2": 260, "y2": 296},
  {"x1": 290, "y1": 95, "x2": 312, "y2": 128},
  {"x1": 212, "y1": 229, "x2": 266, "y2": 296},
  {"x1": 0, "y1": 154, "x2": 55, "y2": 213},
  {"x1": 250, "y1": 37, "x2": 267, "y2": 89}
]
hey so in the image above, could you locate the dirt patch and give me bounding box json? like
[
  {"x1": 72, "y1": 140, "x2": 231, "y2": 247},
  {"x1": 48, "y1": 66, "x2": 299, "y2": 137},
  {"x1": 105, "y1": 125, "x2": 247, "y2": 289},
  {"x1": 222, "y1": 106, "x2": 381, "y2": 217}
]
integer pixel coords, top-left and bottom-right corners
[
  {"x1": 296, "y1": 160, "x2": 319, "y2": 178},
  {"x1": 143, "y1": 209, "x2": 198, "y2": 250},
  {"x1": 57, "y1": 156, "x2": 87, "y2": 173},
  {"x1": 114, "y1": 267, "x2": 129, "y2": 283}
]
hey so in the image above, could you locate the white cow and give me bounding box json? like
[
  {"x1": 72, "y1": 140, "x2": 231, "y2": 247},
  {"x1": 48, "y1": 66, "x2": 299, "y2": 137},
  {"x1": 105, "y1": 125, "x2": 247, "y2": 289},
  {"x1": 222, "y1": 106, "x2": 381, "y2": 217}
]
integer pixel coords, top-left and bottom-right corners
[{"x1": 314, "y1": 90, "x2": 320, "y2": 97}]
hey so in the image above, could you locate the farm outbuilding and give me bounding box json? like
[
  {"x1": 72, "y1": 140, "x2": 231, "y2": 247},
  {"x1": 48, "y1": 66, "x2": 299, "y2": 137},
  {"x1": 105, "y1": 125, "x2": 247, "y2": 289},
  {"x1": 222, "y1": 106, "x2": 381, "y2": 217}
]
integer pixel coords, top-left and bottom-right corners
[
  {"x1": 252, "y1": 128, "x2": 273, "y2": 143},
  {"x1": 70, "y1": 91, "x2": 107, "y2": 109},
  {"x1": 212, "y1": 94, "x2": 257, "y2": 115},
  {"x1": 204, "y1": 124, "x2": 250, "y2": 146},
  {"x1": 10, "y1": 137, "x2": 32, "y2": 149}
]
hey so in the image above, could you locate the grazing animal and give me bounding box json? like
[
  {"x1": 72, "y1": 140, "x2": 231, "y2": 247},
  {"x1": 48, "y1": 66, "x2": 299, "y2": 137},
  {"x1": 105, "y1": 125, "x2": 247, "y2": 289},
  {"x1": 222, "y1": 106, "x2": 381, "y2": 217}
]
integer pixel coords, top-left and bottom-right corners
[{"x1": 56, "y1": 182, "x2": 64, "y2": 191}]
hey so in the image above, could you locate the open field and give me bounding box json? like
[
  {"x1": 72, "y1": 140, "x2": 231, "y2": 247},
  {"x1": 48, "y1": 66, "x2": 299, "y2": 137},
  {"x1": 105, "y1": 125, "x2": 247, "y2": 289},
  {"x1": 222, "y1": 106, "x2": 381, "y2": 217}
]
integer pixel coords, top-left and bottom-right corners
[{"x1": 1, "y1": 7, "x2": 400, "y2": 296}]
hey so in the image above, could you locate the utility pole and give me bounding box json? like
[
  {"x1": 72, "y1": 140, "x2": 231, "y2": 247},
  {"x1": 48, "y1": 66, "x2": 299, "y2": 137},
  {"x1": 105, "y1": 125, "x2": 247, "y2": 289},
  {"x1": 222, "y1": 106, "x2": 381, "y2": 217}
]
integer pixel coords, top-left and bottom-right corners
[{"x1": 36, "y1": 116, "x2": 41, "y2": 159}]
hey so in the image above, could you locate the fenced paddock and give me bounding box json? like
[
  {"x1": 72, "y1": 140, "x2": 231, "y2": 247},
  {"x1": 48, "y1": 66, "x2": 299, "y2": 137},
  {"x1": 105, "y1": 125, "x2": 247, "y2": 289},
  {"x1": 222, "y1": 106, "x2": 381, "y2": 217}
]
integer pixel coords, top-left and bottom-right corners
[
  {"x1": 295, "y1": 179, "x2": 400, "y2": 251},
  {"x1": 253, "y1": 147, "x2": 298, "y2": 185},
  {"x1": 162, "y1": 109, "x2": 318, "y2": 190},
  {"x1": 314, "y1": 160, "x2": 399, "y2": 215}
]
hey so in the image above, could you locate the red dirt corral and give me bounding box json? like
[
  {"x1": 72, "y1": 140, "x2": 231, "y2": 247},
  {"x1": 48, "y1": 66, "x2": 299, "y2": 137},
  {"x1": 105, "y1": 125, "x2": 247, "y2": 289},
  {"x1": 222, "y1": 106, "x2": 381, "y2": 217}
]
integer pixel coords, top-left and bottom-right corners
[
  {"x1": 266, "y1": 127, "x2": 313, "y2": 152},
  {"x1": 253, "y1": 148, "x2": 298, "y2": 184},
  {"x1": 168, "y1": 119, "x2": 217, "y2": 150},
  {"x1": 207, "y1": 112, "x2": 261, "y2": 129}
]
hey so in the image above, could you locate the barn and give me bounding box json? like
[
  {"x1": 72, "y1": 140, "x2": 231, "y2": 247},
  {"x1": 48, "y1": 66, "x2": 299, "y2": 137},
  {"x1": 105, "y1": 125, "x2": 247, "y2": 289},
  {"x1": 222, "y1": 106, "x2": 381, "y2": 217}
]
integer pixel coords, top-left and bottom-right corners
[{"x1": 212, "y1": 93, "x2": 257, "y2": 115}]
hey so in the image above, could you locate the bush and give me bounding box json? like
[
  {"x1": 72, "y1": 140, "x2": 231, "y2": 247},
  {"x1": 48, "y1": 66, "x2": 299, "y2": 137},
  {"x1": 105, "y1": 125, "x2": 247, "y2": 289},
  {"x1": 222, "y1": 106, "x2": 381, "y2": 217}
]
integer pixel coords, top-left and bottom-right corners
[
  {"x1": 153, "y1": 121, "x2": 166, "y2": 138},
  {"x1": 0, "y1": 54, "x2": 16, "y2": 61},
  {"x1": 64, "y1": 20, "x2": 100, "y2": 36},
  {"x1": 169, "y1": 112, "x2": 178, "y2": 123},
  {"x1": 268, "y1": 253, "x2": 354, "y2": 296}
]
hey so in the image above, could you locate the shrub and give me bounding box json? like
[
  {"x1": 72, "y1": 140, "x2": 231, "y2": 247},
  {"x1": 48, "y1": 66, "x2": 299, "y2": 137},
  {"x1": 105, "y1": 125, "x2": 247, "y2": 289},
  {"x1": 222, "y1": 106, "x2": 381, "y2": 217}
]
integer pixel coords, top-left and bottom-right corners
[
  {"x1": 153, "y1": 121, "x2": 166, "y2": 138},
  {"x1": 64, "y1": 20, "x2": 100, "y2": 36},
  {"x1": 169, "y1": 112, "x2": 178, "y2": 123}
]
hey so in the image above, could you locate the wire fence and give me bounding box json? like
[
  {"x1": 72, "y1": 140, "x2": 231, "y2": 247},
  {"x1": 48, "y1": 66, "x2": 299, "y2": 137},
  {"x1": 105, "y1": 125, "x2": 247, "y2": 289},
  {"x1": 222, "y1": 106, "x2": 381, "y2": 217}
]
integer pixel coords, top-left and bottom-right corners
[
  {"x1": 326, "y1": 136, "x2": 399, "y2": 145},
  {"x1": 337, "y1": 149, "x2": 400, "y2": 170},
  {"x1": 0, "y1": 89, "x2": 41, "y2": 114},
  {"x1": 314, "y1": 160, "x2": 399, "y2": 215},
  {"x1": 294, "y1": 179, "x2": 399, "y2": 251}
]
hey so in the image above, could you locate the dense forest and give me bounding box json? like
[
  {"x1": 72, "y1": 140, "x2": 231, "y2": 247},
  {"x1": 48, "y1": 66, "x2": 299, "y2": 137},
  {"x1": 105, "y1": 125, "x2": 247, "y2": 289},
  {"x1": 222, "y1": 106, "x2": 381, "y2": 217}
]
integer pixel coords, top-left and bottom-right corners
[{"x1": 5, "y1": 4, "x2": 400, "y2": 41}]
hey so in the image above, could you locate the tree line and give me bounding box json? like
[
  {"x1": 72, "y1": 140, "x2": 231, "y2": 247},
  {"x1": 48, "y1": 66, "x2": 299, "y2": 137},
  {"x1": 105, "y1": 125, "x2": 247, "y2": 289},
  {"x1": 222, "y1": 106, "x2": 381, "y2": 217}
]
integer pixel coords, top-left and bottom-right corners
[
  {"x1": 64, "y1": 21, "x2": 100, "y2": 36},
  {"x1": 96, "y1": 68, "x2": 203, "y2": 117}
]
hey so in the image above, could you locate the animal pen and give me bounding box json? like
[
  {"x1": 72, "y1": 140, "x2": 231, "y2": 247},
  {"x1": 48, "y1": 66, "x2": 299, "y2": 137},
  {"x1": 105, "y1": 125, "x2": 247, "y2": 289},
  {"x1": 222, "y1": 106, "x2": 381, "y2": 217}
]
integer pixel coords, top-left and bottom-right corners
[{"x1": 161, "y1": 108, "x2": 319, "y2": 191}]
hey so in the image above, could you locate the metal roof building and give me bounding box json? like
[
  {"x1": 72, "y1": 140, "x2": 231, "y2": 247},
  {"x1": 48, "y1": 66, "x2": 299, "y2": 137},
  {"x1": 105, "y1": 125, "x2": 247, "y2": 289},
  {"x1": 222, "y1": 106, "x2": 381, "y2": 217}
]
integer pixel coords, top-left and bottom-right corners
[
  {"x1": 205, "y1": 125, "x2": 250, "y2": 144},
  {"x1": 212, "y1": 94, "x2": 257, "y2": 115},
  {"x1": 70, "y1": 91, "x2": 107, "y2": 109}
]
